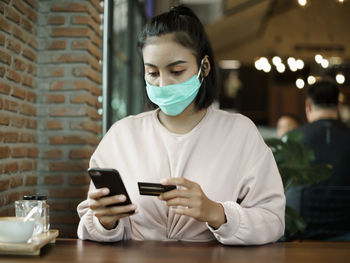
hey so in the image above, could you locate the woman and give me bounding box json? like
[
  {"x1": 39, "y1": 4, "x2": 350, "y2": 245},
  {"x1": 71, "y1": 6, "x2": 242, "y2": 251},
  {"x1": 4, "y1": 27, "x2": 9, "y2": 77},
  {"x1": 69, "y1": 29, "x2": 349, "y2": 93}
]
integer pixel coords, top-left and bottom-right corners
[{"x1": 77, "y1": 5, "x2": 285, "y2": 245}]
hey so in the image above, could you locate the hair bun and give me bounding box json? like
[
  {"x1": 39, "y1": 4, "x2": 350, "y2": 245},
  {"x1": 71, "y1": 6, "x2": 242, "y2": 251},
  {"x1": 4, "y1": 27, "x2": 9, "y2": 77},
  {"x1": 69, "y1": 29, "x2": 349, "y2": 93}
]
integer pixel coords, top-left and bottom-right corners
[{"x1": 170, "y1": 4, "x2": 200, "y2": 21}]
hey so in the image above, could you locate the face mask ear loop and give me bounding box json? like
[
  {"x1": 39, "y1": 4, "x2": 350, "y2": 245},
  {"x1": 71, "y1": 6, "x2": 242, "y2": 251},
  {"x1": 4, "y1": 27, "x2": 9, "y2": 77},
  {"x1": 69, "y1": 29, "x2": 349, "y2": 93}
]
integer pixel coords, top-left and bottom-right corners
[{"x1": 197, "y1": 58, "x2": 205, "y2": 84}]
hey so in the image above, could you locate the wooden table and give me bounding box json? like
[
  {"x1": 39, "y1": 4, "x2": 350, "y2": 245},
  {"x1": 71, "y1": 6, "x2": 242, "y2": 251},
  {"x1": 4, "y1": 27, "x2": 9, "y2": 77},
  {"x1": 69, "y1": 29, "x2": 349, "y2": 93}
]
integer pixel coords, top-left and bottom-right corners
[{"x1": 1, "y1": 239, "x2": 350, "y2": 263}]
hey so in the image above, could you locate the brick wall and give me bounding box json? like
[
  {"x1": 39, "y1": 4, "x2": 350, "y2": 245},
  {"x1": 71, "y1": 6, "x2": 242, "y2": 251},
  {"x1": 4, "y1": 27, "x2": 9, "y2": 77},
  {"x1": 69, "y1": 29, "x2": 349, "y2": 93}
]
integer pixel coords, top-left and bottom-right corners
[{"x1": 0, "y1": 0, "x2": 103, "y2": 238}]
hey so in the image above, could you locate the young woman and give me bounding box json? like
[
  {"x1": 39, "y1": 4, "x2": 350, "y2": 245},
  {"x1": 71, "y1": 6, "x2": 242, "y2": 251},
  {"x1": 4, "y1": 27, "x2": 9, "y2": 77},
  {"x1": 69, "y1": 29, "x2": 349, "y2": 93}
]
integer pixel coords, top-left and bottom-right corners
[{"x1": 77, "y1": 5, "x2": 285, "y2": 245}]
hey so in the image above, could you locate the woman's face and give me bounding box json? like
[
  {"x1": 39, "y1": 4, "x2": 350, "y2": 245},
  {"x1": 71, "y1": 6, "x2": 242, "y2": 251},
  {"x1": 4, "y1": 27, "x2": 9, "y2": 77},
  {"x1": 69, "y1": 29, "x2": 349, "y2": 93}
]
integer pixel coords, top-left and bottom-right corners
[{"x1": 142, "y1": 34, "x2": 199, "y2": 87}]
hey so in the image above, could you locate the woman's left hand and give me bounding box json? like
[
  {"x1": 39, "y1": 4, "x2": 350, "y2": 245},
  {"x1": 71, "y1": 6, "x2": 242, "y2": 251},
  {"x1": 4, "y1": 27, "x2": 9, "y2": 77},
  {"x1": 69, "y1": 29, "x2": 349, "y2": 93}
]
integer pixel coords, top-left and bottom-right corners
[{"x1": 159, "y1": 177, "x2": 227, "y2": 229}]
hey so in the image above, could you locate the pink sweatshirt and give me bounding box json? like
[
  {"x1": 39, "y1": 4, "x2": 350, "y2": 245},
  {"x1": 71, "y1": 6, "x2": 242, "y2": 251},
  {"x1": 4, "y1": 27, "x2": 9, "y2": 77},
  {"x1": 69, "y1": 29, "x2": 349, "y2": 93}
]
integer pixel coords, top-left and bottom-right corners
[{"x1": 77, "y1": 106, "x2": 285, "y2": 245}]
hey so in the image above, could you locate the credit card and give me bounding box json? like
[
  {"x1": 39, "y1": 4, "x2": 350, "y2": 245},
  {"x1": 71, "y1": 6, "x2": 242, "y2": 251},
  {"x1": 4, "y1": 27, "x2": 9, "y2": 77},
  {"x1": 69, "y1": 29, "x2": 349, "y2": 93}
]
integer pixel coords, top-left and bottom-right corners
[{"x1": 138, "y1": 182, "x2": 176, "y2": 196}]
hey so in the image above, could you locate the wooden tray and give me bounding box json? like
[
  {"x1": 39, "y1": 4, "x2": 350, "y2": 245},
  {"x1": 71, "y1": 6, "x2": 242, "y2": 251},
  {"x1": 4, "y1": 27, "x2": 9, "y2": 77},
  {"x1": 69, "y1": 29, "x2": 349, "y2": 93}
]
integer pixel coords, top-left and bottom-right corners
[{"x1": 0, "y1": 229, "x2": 59, "y2": 256}]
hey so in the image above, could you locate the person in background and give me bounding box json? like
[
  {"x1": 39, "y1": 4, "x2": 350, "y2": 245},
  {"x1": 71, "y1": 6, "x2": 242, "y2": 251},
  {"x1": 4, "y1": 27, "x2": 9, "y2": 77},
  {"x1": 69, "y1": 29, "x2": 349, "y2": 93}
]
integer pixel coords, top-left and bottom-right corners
[
  {"x1": 77, "y1": 5, "x2": 285, "y2": 245},
  {"x1": 276, "y1": 113, "x2": 300, "y2": 138},
  {"x1": 286, "y1": 78, "x2": 350, "y2": 240}
]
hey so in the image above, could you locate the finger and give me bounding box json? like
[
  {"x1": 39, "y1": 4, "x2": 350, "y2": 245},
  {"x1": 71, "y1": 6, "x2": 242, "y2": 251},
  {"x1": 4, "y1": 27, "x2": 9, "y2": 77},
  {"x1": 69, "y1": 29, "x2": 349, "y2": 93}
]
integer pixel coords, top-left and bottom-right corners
[
  {"x1": 166, "y1": 197, "x2": 192, "y2": 207},
  {"x1": 159, "y1": 188, "x2": 193, "y2": 200},
  {"x1": 88, "y1": 188, "x2": 110, "y2": 200},
  {"x1": 89, "y1": 194, "x2": 127, "y2": 210},
  {"x1": 94, "y1": 204, "x2": 137, "y2": 217},
  {"x1": 172, "y1": 207, "x2": 198, "y2": 218},
  {"x1": 161, "y1": 177, "x2": 197, "y2": 189}
]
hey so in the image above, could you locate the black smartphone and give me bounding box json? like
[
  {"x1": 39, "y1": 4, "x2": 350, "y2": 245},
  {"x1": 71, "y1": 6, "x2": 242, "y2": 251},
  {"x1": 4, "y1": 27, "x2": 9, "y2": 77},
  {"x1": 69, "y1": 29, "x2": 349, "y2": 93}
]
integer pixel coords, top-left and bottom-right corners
[{"x1": 87, "y1": 168, "x2": 134, "y2": 213}]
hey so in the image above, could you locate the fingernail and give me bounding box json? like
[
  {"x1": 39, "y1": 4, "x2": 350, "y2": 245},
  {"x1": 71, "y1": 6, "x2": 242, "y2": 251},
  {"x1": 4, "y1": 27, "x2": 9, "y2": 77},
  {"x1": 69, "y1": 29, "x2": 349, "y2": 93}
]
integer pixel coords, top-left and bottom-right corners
[
  {"x1": 160, "y1": 178, "x2": 167, "y2": 184},
  {"x1": 102, "y1": 189, "x2": 109, "y2": 194},
  {"x1": 130, "y1": 204, "x2": 137, "y2": 210},
  {"x1": 119, "y1": 195, "x2": 126, "y2": 201},
  {"x1": 158, "y1": 195, "x2": 163, "y2": 200}
]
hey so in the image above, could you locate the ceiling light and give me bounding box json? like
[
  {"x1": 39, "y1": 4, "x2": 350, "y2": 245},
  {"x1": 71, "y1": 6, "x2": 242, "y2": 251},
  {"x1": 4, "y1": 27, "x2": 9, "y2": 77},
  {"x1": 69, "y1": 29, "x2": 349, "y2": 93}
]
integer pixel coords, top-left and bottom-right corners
[
  {"x1": 276, "y1": 64, "x2": 286, "y2": 73},
  {"x1": 296, "y1": 59, "x2": 304, "y2": 70},
  {"x1": 321, "y1": 59, "x2": 329, "y2": 68},
  {"x1": 272, "y1": 56, "x2": 282, "y2": 66},
  {"x1": 255, "y1": 60, "x2": 263, "y2": 71},
  {"x1": 298, "y1": 0, "x2": 307, "y2": 6},
  {"x1": 315, "y1": 54, "x2": 323, "y2": 64},
  {"x1": 336, "y1": 73, "x2": 345, "y2": 84},
  {"x1": 307, "y1": 75, "x2": 316, "y2": 85},
  {"x1": 296, "y1": 78, "x2": 305, "y2": 89}
]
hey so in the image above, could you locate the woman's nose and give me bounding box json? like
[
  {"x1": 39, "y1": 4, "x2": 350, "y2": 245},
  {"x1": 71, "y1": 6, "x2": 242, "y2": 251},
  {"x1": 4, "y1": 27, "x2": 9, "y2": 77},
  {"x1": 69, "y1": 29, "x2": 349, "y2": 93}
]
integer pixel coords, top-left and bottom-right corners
[{"x1": 159, "y1": 75, "x2": 172, "y2": 87}]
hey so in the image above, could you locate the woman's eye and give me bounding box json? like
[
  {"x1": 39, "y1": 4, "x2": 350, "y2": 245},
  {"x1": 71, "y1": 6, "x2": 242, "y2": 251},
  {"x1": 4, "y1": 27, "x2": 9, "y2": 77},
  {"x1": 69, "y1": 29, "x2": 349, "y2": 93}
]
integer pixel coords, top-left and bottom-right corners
[
  {"x1": 147, "y1": 72, "x2": 159, "y2": 77},
  {"x1": 172, "y1": 70, "x2": 184, "y2": 76}
]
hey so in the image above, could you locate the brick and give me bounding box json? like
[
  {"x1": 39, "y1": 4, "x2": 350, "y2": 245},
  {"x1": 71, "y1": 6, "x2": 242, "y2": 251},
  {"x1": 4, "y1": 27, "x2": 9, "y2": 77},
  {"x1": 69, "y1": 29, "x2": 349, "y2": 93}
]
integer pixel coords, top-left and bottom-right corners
[
  {"x1": 46, "y1": 94, "x2": 65, "y2": 103},
  {"x1": 50, "y1": 161, "x2": 89, "y2": 172},
  {"x1": 7, "y1": 38, "x2": 21, "y2": 54},
  {"x1": 0, "y1": 15, "x2": 11, "y2": 34},
  {"x1": 49, "y1": 135, "x2": 87, "y2": 145},
  {"x1": 12, "y1": 147, "x2": 27, "y2": 158},
  {"x1": 12, "y1": 25, "x2": 26, "y2": 43},
  {"x1": 50, "y1": 80, "x2": 101, "y2": 96},
  {"x1": 44, "y1": 175, "x2": 64, "y2": 185},
  {"x1": 0, "y1": 113, "x2": 10, "y2": 125},
  {"x1": 51, "y1": 3, "x2": 88, "y2": 13},
  {"x1": 10, "y1": 176, "x2": 23, "y2": 188},
  {"x1": 26, "y1": 91, "x2": 36, "y2": 102},
  {"x1": 48, "y1": 40, "x2": 66, "y2": 50},
  {"x1": 4, "y1": 99, "x2": 18, "y2": 112},
  {"x1": 27, "y1": 36, "x2": 38, "y2": 50},
  {"x1": 24, "y1": 0, "x2": 36, "y2": 8},
  {"x1": 0, "y1": 83, "x2": 11, "y2": 94},
  {"x1": 49, "y1": 187, "x2": 87, "y2": 198},
  {"x1": 51, "y1": 27, "x2": 90, "y2": 38},
  {"x1": 25, "y1": 118, "x2": 37, "y2": 129},
  {"x1": 53, "y1": 53, "x2": 89, "y2": 64},
  {"x1": 25, "y1": 5, "x2": 37, "y2": 23},
  {"x1": 4, "y1": 132, "x2": 18, "y2": 143},
  {"x1": 0, "y1": 96, "x2": 2, "y2": 109},
  {"x1": 72, "y1": 40, "x2": 102, "y2": 60},
  {"x1": 43, "y1": 149, "x2": 62, "y2": 159},
  {"x1": 5, "y1": 162, "x2": 19, "y2": 173},
  {"x1": 50, "y1": 68, "x2": 64, "y2": 77},
  {"x1": 26, "y1": 175, "x2": 37, "y2": 185},
  {"x1": 69, "y1": 148, "x2": 94, "y2": 159},
  {"x1": 20, "y1": 103, "x2": 36, "y2": 116},
  {"x1": 22, "y1": 75, "x2": 34, "y2": 88},
  {"x1": 6, "y1": 68, "x2": 21, "y2": 83},
  {"x1": 5, "y1": 6, "x2": 21, "y2": 24},
  {"x1": 72, "y1": 15, "x2": 101, "y2": 36},
  {"x1": 50, "y1": 106, "x2": 87, "y2": 117},
  {"x1": 19, "y1": 132, "x2": 33, "y2": 143},
  {"x1": 0, "y1": 66, "x2": 5, "y2": 77},
  {"x1": 21, "y1": 17, "x2": 33, "y2": 33},
  {"x1": 90, "y1": 0, "x2": 104, "y2": 13},
  {"x1": 12, "y1": 86, "x2": 26, "y2": 99},
  {"x1": 45, "y1": 120, "x2": 62, "y2": 130},
  {"x1": 0, "y1": 50, "x2": 11, "y2": 65},
  {"x1": 22, "y1": 48, "x2": 37, "y2": 62},
  {"x1": 0, "y1": 2, "x2": 4, "y2": 14},
  {"x1": 0, "y1": 32, "x2": 5, "y2": 46},
  {"x1": 11, "y1": 115, "x2": 25, "y2": 127},
  {"x1": 14, "y1": 58, "x2": 26, "y2": 71},
  {"x1": 20, "y1": 160, "x2": 33, "y2": 171},
  {"x1": 7, "y1": 192, "x2": 22, "y2": 205},
  {"x1": 13, "y1": 0, "x2": 27, "y2": 14},
  {"x1": 73, "y1": 66, "x2": 102, "y2": 84},
  {"x1": 0, "y1": 146, "x2": 10, "y2": 158},
  {"x1": 0, "y1": 180, "x2": 10, "y2": 191},
  {"x1": 27, "y1": 63, "x2": 36, "y2": 76},
  {"x1": 70, "y1": 93, "x2": 97, "y2": 107},
  {"x1": 48, "y1": 15, "x2": 65, "y2": 25},
  {"x1": 27, "y1": 147, "x2": 38, "y2": 158},
  {"x1": 91, "y1": 33, "x2": 102, "y2": 49},
  {"x1": 69, "y1": 174, "x2": 90, "y2": 185}
]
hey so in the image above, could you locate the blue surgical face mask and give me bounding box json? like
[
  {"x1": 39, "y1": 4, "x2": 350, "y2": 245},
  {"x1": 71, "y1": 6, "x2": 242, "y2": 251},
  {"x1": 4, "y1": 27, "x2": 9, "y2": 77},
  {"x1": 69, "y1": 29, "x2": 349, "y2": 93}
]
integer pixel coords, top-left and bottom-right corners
[{"x1": 145, "y1": 60, "x2": 204, "y2": 116}]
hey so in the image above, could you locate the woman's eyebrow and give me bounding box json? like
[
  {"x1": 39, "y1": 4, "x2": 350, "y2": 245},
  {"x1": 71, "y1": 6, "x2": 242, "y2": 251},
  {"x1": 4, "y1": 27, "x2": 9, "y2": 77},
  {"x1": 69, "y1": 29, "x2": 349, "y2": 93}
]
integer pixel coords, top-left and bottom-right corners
[{"x1": 144, "y1": 60, "x2": 188, "y2": 68}]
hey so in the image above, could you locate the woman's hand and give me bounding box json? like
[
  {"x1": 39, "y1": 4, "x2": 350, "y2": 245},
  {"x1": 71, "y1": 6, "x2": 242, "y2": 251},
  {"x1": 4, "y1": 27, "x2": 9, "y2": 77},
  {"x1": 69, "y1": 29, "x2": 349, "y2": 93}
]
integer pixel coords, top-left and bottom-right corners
[
  {"x1": 158, "y1": 178, "x2": 226, "y2": 229},
  {"x1": 88, "y1": 188, "x2": 137, "y2": 230}
]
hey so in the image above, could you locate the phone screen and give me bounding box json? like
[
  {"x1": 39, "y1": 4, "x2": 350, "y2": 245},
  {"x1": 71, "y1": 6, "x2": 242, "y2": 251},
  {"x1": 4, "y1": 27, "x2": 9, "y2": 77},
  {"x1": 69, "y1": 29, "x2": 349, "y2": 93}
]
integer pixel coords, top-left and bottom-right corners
[{"x1": 88, "y1": 168, "x2": 133, "y2": 211}]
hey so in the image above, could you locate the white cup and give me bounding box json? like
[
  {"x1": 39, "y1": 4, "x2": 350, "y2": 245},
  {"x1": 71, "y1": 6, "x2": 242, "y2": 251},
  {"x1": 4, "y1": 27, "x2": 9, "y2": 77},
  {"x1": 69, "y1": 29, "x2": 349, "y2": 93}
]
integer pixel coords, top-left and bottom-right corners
[{"x1": 0, "y1": 217, "x2": 36, "y2": 243}]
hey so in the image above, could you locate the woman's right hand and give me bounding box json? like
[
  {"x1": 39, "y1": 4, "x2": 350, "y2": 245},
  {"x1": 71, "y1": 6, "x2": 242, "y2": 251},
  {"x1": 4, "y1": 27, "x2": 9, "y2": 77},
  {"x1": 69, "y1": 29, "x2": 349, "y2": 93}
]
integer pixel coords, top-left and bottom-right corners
[{"x1": 88, "y1": 188, "x2": 137, "y2": 230}]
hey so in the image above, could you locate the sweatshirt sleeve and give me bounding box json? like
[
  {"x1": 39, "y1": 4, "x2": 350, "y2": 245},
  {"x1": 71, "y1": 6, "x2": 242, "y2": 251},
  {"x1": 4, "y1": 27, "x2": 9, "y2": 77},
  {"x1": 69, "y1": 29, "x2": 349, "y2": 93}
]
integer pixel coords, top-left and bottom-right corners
[{"x1": 207, "y1": 147, "x2": 285, "y2": 245}]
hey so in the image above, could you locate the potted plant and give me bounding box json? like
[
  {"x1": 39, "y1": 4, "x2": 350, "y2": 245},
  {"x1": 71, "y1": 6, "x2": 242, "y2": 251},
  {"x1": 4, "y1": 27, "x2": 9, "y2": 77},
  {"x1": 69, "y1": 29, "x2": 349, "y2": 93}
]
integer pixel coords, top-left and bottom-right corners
[{"x1": 265, "y1": 131, "x2": 332, "y2": 241}]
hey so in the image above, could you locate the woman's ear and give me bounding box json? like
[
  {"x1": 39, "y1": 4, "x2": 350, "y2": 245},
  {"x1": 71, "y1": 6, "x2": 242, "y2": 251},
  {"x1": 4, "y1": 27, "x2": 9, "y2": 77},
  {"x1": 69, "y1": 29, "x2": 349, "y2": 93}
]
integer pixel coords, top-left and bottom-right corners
[{"x1": 201, "y1": 55, "x2": 211, "y2": 77}]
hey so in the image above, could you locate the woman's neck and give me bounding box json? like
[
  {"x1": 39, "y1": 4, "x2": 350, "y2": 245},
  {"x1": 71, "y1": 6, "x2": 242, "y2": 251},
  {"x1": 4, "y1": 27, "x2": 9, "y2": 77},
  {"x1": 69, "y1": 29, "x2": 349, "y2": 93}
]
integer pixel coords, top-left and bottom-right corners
[{"x1": 158, "y1": 103, "x2": 207, "y2": 134}]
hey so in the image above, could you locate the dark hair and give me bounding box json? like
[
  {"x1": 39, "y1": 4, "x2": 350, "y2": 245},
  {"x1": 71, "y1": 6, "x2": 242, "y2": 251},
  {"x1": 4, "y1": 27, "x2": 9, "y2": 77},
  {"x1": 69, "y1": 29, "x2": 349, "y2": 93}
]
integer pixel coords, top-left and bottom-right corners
[
  {"x1": 307, "y1": 78, "x2": 339, "y2": 108},
  {"x1": 137, "y1": 5, "x2": 218, "y2": 110}
]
